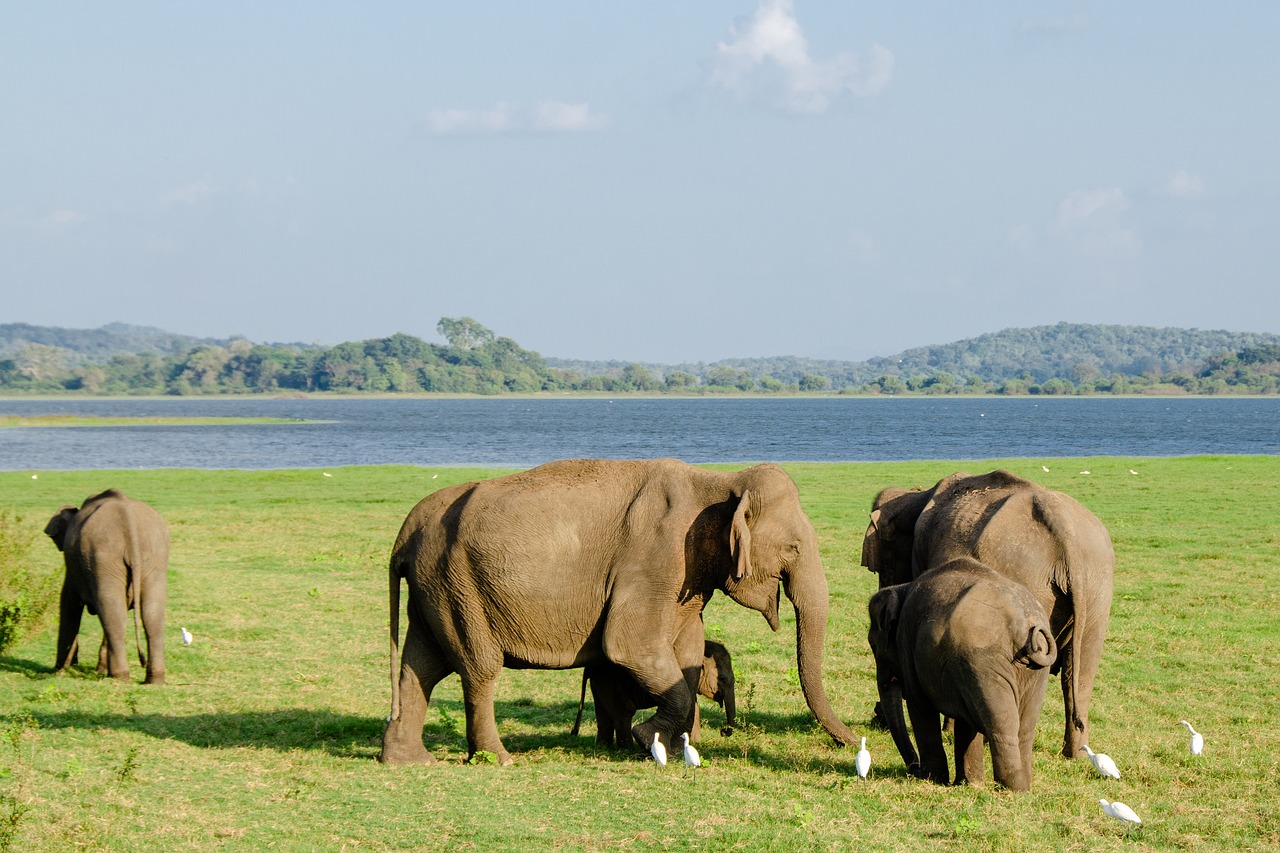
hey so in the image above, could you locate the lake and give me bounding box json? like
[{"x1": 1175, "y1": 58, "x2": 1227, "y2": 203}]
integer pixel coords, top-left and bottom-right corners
[{"x1": 1, "y1": 396, "x2": 1277, "y2": 471}]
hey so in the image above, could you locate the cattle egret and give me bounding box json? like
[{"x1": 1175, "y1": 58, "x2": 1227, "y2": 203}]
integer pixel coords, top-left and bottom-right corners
[
  {"x1": 322, "y1": 472, "x2": 332, "y2": 477},
  {"x1": 649, "y1": 733, "x2": 667, "y2": 766},
  {"x1": 180, "y1": 627, "x2": 193, "y2": 646},
  {"x1": 1042, "y1": 466, "x2": 1050, "y2": 472},
  {"x1": 1080, "y1": 745, "x2": 1120, "y2": 779},
  {"x1": 681, "y1": 732, "x2": 701, "y2": 768},
  {"x1": 855, "y1": 736, "x2": 871, "y2": 779},
  {"x1": 31, "y1": 474, "x2": 38, "y2": 479},
  {"x1": 1129, "y1": 469, "x2": 1139, "y2": 475},
  {"x1": 1099, "y1": 799, "x2": 1141, "y2": 835},
  {"x1": 1080, "y1": 470, "x2": 1091, "y2": 475},
  {"x1": 1180, "y1": 720, "x2": 1204, "y2": 755}
]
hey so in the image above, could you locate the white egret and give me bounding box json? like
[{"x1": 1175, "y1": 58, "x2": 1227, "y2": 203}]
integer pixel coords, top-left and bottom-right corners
[
  {"x1": 322, "y1": 472, "x2": 332, "y2": 477},
  {"x1": 855, "y1": 736, "x2": 871, "y2": 779},
  {"x1": 1079, "y1": 745, "x2": 1120, "y2": 779},
  {"x1": 1079, "y1": 470, "x2": 1091, "y2": 475},
  {"x1": 1099, "y1": 799, "x2": 1141, "y2": 835},
  {"x1": 1129, "y1": 469, "x2": 1139, "y2": 475},
  {"x1": 649, "y1": 733, "x2": 667, "y2": 767},
  {"x1": 180, "y1": 627, "x2": 193, "y2": 646},
  {"x1": 681, "y1": 732, "x2": 700, "y2": 768},
  {"x1": 1042, "y1": 466, "x2": 1050, "y2": 472},
  {"x1": 1179, "y1": 720, "x2": 1204, "y2": 755}
]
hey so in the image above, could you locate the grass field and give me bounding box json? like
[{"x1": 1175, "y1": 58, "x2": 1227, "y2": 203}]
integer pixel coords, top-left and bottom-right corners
[{"x1": 1, "y1": 457, "x2": 1277, "y2": 851}]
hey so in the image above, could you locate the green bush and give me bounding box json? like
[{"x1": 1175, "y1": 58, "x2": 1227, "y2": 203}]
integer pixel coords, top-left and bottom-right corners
[{"x1": 0, "y1": 508, "x2": 58, "y2": 654}]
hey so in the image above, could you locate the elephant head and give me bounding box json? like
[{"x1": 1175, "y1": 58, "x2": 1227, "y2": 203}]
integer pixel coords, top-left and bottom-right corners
[
  {"x1": 44, "y1": 506, "x2": 78, "y2": 551},
  {"x1": 698, "y1": 640, "x2": 736, "y2": 730},
  {"x1": 867, "y1": 583, "x2": 920, "y2": 773},
  {"x1": 861, "y1": 485, "x2": 937, "y2": 588},
  {"x1": 714, "y1": 464, "x2": 857, "y2": 747}
]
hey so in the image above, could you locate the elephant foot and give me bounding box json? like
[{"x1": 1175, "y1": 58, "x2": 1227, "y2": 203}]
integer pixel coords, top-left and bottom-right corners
[
  {"x1": 720, "y1": 726, "x2": 734, "y2": 738},
  {"x1": 379, "y1": 719, "x2": 438, "y2": 766},
  {"x1": 632, "y1": 719, "x2": 671, "y2": 753},
  {"x1": 144, "y1": 672, "x2": 165, "y2": 685}
]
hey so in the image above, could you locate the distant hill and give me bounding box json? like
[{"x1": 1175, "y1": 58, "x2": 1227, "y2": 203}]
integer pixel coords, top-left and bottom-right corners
[
  {"x1": 0, "y1": 322, "x2": 320, "y2": 366},
  {"x1": 548, "y1": 322, "x2": 1280, "y2": 385}
]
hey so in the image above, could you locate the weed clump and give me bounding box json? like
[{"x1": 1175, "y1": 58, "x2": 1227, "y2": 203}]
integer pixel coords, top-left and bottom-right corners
[{"x1": 0, "y1": 508, "x2": 59, "y2": 654}]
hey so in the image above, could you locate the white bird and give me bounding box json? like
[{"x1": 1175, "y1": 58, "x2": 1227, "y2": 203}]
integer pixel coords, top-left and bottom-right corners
[
  {"x1": 1080, "y1": 470, "x2": 1091, "y2": 475},
  {"x1": 681, "y1": 732, "x2": 700, "y2": 768},
  {"x1": 180, "y1": 627, "x2": 193, "y2": 646},
  {"x1": 1080, "y1": 745, "x2": 1120, "y2": 779},
  {"x1": 1180, "y1": 720, "x2": 1204, "y2": 755},
  {"x1": 855, "y1": 736, "x2": 871, "y2": 779},
  {"x1": 649, "y1": 733, "x2": 667, "y2": 766},
  {"x1": 1099, "y1": 799, "x2": 1142, "y2": 835},
  {"x1": 31, "y1": 474, "x2": 38, "y2": 479},
  {"x1": 1129, "y1": 469, "x2": 1139, "y2": 475},
  {"x1": 1042, "y1": 466, "x2": 1050, "y2": 472},
  {"x1": 322, "y1": 472, "x2": 332, "y2": 477}
]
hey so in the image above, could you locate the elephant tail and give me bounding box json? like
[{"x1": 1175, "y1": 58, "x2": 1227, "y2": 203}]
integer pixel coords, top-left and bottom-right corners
[
  {"x1": 124, "y1": 516, "x2": 147, "y2": 670},
  {"x1": 1035, "y1": 493, "x2": 1087, "y2": 736},
  {"x1": 388, "y1": 555, "x2": 403, "y2": 722},
  {"x1": 570, "y1": 669, "x2": 589, "y2": 736}
]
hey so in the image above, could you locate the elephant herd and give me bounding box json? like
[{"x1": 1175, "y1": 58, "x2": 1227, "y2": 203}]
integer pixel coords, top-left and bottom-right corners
[{"x1": 45, "y1": 461, "x2": 1113, "y2": 792}]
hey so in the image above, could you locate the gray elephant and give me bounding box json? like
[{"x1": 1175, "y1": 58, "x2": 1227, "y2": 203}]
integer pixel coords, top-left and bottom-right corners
[
  {"x1": 868, "y1": 557, "x2": 1057, "y2": 791},
  {"x1": 570, "y1": 639, "x2": 736, "y2": 747},
  {"x1": 379, "y1": 458, "x2": 857, "y2": 766},
  {"x1": 861, "y1": 469, "x2": 1113, "y2": 758},
  {"x1": 44, "y1": 489, "x2": 169, "y2": 685}
]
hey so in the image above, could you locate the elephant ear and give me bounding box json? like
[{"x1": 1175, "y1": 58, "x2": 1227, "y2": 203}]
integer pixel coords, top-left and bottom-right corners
[
  {"x1": 867, "y1": 587, "x2": 904, "y2": 664},
  {"x1": 729, "y1": 489, "x2": 753, "y2": 580},
  {"x1": 860, "y1": 508, "x2": 881, "y2": 570}
]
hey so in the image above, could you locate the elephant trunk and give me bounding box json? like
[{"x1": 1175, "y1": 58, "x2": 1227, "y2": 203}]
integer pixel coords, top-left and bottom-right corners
[
  {"x1": 786, "y1": 558, "x2": 858, "y2": 747},
  {"x1": 876, "y1": 668, "x2": 920, "y2": 774}
]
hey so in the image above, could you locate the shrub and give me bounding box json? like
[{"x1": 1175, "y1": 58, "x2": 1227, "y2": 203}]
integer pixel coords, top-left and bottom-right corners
[{"x1": 0, "y1": 508, "x2": 59, "y2": 654}]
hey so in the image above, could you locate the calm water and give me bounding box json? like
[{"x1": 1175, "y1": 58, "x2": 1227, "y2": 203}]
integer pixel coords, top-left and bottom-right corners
[{"x1": 1, "y1": 397, "x2": 1277, "y2": 471}]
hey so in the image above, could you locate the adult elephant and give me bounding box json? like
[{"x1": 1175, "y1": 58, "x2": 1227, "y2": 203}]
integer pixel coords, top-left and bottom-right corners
[
  {"x1": 379, "y1": 458, "x2": 857, "y2": 766},
  {"x1": 570, "y1": 639, "x2": 736, "y2": 747},
  {"x1": 868, "y1": 557, "x2": 1057, "y2": 791},
  {"x1": 861, "y1": 469, "x2": 1114, "y2": 758},
  {"x1": 44, "y1": 489, "x2": 169, "y2": 685}
]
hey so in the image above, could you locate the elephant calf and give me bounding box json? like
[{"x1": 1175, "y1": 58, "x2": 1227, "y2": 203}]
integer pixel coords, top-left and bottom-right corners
[
  {"x1": 571, "y1": 639, "x2": 736, "y2": 746},
  {"x1": 45, "y1": 489, "x2": 169, "y2": 685},
  {"x1": 868, "y1": 557, "x2": 1056, "y2": 792}
]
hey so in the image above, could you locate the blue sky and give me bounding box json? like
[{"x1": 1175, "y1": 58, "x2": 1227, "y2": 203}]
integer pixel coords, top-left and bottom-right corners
[{"x1": 3, "y1": 2, "x2": 1277, "y2": 363}]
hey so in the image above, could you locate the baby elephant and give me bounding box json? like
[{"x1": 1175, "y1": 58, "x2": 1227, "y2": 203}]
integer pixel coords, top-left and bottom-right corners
[
  {"x1": 45, "y1": 489, "x2": 169, "y2": 685},
  {"x1": 571, "y1": 640, "x2": 736, "y2": 747},
  {"x1": 868, "y1": 557, "x2": 1056, "y2": 791}
]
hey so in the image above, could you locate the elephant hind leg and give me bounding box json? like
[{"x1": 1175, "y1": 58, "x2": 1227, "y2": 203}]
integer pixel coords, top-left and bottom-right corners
[
  {"x1": 460, "y1": 670, "x2": 513, "y2": 766},
  {"x1": 379, "y1": 623, "x2": 452, "y2": 765}
]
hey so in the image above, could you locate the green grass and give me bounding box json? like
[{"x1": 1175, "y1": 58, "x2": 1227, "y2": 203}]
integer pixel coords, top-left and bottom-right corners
[
  {"x1": 0, "y1": 415, "x2": 309, "y2": 428},
  {"x1": 1, "y1": 458, "x2": 1278, "y2": 851}
]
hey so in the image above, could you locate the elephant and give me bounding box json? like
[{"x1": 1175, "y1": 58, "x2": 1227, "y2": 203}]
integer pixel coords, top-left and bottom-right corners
[
  {"x1": 570, "y1": 639, "x2": 736, "y2": 747},
  {"x1": 861, "y1": 469, "x2": 1114, "y2": 758},
  {"x1": 868, "y1": 557, "x2": 1057, "y2": 791},
  {"x1": 379, "y1": 458, "x2": 858, "y2": 766},
  {"x1": 44, "y1": 489, "x2": 169, "y2": 685}
]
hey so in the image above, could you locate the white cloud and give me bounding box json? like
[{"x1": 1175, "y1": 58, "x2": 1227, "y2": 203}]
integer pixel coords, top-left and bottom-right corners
[
  {"x1": 1055, "y1": 188, "x2": 1139, "y2": 259},
  {"x1": 159, "y1": 181, "x2": 219, "y2": 208},
  {"x1": 428, "y1": 101, "x2": 605, "y2": 136},
  {"x1": 711, "y1": 0, "x2": 893, "y2": 113},
  {"x1": 1056, "y1": 188, "x2": 1129, "y2": 229},
  {"x1": 1165, "y1": 169, "x2": 1204, "y2": 198}
]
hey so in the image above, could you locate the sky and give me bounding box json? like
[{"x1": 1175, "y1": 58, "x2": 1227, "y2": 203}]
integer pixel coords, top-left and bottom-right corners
[{"x1": 3, "y1": 2, "x2": 1278, "y2": 364}]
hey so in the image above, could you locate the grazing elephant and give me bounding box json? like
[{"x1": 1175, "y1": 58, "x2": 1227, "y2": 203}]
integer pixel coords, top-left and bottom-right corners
[
  {"x1": 44, "y1": 489, "x2": 168, "y2": 685},
  {"x1": 379, "y1": 458, "x2": 857, "y2": 766},
  {"x1": 570, "y1": 639, "x2": 736, "y2": 746},
  {"x1": 868, "y1": 557, "x2": 1057, "y2": 791},
  {"x1": 861, "y1": 469, "x2": 1113, "y2": 758}
]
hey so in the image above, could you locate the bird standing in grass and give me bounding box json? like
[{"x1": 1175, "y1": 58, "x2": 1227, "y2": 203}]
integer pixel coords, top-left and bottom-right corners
[
  {"x1": 681, "y1": 733, "x2": 700, "y2": 768},
  {"x1": 1099, "y1": 799, "x2": 1142, "y2": 836},
  {"x1": 650, "y1": 733, "x2": 667, "y2": 766},
  {"x1": 1080, "y1": 744, "x2": 1120, "y2": 779},
  {"x1": 855, "y1": 737, "x2": 871, "y2": 779},
  {"x1": 180, "y1": 627, "x2": 193, "y2": 646},
  {"x1": 1180, "y1": 720, "x2": 1204, "y2": 755}
]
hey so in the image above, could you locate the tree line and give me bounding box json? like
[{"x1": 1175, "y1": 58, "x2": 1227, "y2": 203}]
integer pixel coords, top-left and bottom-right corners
[{"x1": 2, "y1": 319, "x2": 1278, "y2": 396}]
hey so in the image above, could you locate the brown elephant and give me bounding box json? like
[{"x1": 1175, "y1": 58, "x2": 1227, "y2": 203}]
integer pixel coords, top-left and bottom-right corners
[
  {"x1": 868, "y1": 557, "x2": 1057, "y2": 792},
  {"x1": 379, "y1": 458, "x2": 857, "y2": 766},
  {"x1": 861, "y1": 469, "x2": 1113, "y2": 758},
  {"x1": 570, "y1": 639, "x2": 736, "y2": 747},
  {"x1": 44, "y1": 489, "x2": 169, "y2": 684}
]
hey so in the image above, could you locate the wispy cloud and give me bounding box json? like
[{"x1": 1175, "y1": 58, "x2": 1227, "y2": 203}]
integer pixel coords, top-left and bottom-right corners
[
  {"x1": 159, "y1": 181, "x2": 219, "y2": 208},
  {"x1": 1055, "y1": 188, "x2": 1139, "y2": 259},
  {"x1": 1165, "y1": 169, "x2": 1204, "y2": 198},
  {"x1": 428, "y1": 100, "x2": 606, "y2": 136},
  {"x1": 710, "y1": 0, "x2": 893, "y2": 113},
  {"x1": 1017, "y1": 13, "x2": 1090, "y2": 34}
]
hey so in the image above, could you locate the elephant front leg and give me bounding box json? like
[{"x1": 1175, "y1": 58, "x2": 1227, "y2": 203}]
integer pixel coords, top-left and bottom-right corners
[{"x1": 379, "y1": 624, "x2": 450, "y2": 765}]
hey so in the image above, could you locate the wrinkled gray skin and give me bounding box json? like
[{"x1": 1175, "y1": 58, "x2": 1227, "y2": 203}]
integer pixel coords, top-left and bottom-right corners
[
  {"x1": 379, "y1": 458, "x2": 857, "y2": 766},
  {"x1": 868, "y1": 557, "x2": 1057, "y2": 792},
  {"x1": 571, "y1": 639, "x2": 737, "y2": 746},
  {"x1": 861, "y1": 469, "x2": 1113, "y2": 759},
  {"x1": 44, "y1": 489, "x2": 168, "y2": 685}
]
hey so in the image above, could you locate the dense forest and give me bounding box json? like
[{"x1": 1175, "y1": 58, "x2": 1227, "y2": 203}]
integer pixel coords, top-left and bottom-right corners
[{"x1": 2, "y1": 319, "x2": 1279, "y2": 396}]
